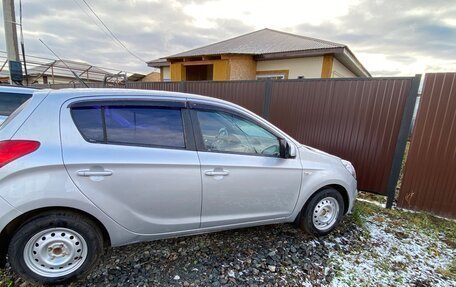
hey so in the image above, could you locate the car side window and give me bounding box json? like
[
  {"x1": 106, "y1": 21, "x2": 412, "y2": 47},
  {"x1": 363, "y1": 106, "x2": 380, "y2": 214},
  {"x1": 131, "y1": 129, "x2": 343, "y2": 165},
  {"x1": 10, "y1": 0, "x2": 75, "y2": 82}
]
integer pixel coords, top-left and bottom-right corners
[
  {"x1": 104, "y1": 106, "x2": 185, "y2": 148},
  {"x1": 71, "y1": 106, "x2": 104, "y2": 143},
  {"x1": 196, "y1": 110, "x2": 280, "y2": 156},
  {"x1": 71, "y1": 104, "x2": 185, "y2": 149},
  {"x1": 0, "y1": 92, "x2": 32, "y2": 116}
]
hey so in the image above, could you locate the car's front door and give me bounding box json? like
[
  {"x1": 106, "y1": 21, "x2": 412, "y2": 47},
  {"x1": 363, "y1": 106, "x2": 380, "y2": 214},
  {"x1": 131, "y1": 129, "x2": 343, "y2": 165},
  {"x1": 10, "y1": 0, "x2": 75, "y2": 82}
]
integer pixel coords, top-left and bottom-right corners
[
  {"x1": 191, "y1": 104, "x2": 303, "y2": 228},
  {"x1": 61, "y1": 98, "x2": 202, "y2": 234}
]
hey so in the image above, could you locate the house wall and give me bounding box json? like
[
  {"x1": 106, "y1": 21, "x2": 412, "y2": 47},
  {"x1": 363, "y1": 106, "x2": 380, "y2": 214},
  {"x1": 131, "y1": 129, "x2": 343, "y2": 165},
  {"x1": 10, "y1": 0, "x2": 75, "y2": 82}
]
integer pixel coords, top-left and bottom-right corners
[
  {"x1": 166, "y1": 54, "x2": 359, "y2": 81},
  {"x1": 256, "y1": 56, "x2": 323, "y2": 79},
  {"x1": 226, "y1": 55, "x2": 256, "y2": 80},
  {"x1": 170, "y1": 59, "x2": 230, "y2": 81},
  {"x1": 140, "y1": 72, "x2": 161, "y2": 82},
  {"x1": 170, "y1": 63, "x2": 186, "y2": 81},
  {"x1": 161, "y1": 67, "x2": 171, "y2": 81},
  {"x1": 321, "y1": 55, "x2": 334, "y2": 78},
  {"x1": 213, "y1": 60, "x2": 230, "y2": 80},
  {"x1": 332, "y1": 58, "x2": 356, "y2": 78},
  {"x1": 169, "y1": 55, "x2": 255, "y2": 81}
]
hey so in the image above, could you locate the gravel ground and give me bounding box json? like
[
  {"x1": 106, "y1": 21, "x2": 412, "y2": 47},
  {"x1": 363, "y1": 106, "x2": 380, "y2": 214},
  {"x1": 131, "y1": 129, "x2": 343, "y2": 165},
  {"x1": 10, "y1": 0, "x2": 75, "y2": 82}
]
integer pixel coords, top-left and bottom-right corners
[{"x1": 1, "y1": 200, "x2": 455, "y2": 287}]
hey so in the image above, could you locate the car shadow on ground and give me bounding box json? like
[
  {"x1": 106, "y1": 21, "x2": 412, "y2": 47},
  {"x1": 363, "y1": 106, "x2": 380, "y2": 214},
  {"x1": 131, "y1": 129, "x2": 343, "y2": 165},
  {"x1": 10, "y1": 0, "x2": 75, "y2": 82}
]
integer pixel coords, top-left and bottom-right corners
[{"x1": 2, "y1": 217, "x2": 360, "y2": 287}]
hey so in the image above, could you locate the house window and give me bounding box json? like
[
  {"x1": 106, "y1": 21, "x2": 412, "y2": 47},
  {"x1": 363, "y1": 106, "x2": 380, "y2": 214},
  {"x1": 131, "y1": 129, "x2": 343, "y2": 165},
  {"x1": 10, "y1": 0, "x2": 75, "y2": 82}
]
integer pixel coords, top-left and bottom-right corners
[
  {"x1": 332, "y1": 71, "x2": 344, "y2": 78},
  {"x1": 256, "y1": 70, "x2": 289, "y2": 80},
  {"x1": 256, "y1": 74, "x2": 285, "y2": 80},
  {"x1": 43, "y1": 75, "x2": 48, "y2": 84}
]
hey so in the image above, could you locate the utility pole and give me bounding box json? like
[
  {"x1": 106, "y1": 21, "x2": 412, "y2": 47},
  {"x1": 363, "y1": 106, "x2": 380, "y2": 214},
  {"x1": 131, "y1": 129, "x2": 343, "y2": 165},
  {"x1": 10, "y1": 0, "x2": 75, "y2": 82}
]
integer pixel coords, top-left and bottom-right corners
[{"x1": 2, "y1": 0, "x2": 23, "y2": 85}]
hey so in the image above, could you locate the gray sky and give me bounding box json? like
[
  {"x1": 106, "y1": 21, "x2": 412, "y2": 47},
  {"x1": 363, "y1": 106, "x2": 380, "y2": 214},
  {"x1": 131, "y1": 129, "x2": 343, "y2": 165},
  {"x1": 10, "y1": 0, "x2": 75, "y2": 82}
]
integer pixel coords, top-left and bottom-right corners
[{"x1": 1, "y1": 0, "x2": 455, "y2": 76}]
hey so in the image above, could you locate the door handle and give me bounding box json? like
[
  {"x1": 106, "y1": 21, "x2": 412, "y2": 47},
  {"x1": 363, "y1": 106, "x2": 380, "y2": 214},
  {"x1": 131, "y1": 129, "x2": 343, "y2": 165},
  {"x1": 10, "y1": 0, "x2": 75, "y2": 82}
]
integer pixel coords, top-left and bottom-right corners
[
  {"x1": 77, "y1": 169, "x2": 113, "y2": 177},
  {"x1": 204, "y1": 169, "x2": 230, "y2": 176}
]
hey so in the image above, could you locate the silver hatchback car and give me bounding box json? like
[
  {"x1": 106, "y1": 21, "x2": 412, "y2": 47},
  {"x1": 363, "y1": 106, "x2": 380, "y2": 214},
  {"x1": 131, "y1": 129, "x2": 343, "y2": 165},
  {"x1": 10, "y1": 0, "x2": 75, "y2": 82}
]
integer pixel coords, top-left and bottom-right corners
[{"x1": 0, "y1": 89, "x2": 357, "y2": 284}]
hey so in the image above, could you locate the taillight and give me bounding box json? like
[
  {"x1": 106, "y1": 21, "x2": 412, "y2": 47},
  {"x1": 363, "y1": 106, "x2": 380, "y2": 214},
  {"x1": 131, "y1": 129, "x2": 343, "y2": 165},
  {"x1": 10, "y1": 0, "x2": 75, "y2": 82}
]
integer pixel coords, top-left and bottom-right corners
[{"x1": 0, "y1": 140, "x2": 40, "y2": 168}]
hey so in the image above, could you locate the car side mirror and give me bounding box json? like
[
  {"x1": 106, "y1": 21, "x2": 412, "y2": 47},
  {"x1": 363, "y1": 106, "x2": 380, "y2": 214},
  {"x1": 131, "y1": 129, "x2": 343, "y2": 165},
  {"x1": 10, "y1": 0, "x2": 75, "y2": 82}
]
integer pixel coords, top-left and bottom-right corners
[
  {"x1": 288, "y1": 142, "x2": 297, "y2": 158},
  {"x1": 279, "y1": 139, "x2": 296, "y2": 158}
]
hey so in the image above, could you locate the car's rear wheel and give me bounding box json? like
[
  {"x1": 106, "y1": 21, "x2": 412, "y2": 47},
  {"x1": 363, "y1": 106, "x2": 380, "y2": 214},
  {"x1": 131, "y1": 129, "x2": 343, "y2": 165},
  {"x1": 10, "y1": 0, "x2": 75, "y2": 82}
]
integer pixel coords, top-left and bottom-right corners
[
  {"x1": 299, "y1": 188, "x2": 344, "y2": 236},
  {"x1": 8, "y1": 211, "x2": 103, "y2": 285}
]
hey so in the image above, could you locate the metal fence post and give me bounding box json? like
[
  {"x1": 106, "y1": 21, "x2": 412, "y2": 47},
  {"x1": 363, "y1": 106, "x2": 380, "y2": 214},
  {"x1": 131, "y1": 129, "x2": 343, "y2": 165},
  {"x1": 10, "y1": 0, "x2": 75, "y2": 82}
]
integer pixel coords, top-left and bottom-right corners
[
  {"x1": 262, "y1": 79, "x2": 272, "y2": 120},
  {"x1": 179, "y1": 81, "x2": 187, "y2": 93},
  {"x1": 385, "y1": 74, "x2": 421, "y2": 208}
]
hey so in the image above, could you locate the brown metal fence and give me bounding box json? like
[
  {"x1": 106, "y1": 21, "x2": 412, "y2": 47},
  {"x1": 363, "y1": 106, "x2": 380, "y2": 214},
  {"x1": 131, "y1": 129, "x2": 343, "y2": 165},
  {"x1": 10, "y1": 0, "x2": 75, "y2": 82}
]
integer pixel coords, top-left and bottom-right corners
[
  {"x1": 185, "y1": 81, "x2": 266, "y2": 116},
  {"x1": 397, "y1": 73, "x2": 456, "y2": 218},
  {"x1": 30, "y1": 77, "x2": 420, "y2": 197},
  {"x1": 126, "y1": 81, "x2": 180, "y2": 91},
  {"x1": 267, "y1": 78, "x2": 418, "y2": 195}
]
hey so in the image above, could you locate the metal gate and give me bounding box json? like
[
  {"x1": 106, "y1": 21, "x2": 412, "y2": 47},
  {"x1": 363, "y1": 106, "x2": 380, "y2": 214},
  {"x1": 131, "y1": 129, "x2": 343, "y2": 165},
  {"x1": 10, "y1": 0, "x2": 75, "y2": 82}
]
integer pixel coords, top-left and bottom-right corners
[
  {"x1": 267, "y1": 77, "x2": 420, "y2": 196},
  {"x1": 397, "y1": 73, "x2": 456, "y2": 218}
]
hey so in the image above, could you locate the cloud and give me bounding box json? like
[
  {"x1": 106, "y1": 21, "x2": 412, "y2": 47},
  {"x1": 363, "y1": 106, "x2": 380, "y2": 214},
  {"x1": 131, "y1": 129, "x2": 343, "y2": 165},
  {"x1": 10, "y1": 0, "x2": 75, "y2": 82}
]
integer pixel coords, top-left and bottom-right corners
[
  {"x1": 0, "y1": 0, "x2": 454, "y2": 76},
  {"x1": 294, "y1": 0, "x2": 456, "y2": 75},
  {"x1": 1, "y1": 0, "x2": 251, "y2": 74}
]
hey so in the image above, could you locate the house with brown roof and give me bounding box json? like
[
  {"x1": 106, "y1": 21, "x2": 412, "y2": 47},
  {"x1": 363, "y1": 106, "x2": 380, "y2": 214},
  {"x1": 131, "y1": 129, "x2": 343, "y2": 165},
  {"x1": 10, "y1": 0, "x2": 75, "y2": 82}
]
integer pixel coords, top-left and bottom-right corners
[{"x1": 148, "y1": 28, "x2": 370, "y2": 81}]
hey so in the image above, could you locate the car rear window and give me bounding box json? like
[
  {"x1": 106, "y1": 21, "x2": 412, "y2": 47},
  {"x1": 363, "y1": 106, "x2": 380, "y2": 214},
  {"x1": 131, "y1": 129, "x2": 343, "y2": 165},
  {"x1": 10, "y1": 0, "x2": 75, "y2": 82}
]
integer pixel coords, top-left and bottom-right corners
[
  {"x1": 0, "y1": 97, "x2": 32, "y2": 128},
  {"x1": 0, "y1": 92, "x2": 32, "y2": 116},
  {"x1": 70, "y1": 106, "x2": 104, "y2": 143},
  {"x1": 71, "y1": 104, "x2": 185, "y2": 149}
]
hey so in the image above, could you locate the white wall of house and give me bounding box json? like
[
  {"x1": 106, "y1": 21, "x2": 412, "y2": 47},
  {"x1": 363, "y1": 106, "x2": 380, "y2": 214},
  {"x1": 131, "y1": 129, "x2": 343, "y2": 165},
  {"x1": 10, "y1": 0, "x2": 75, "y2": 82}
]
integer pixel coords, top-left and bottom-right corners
[
  {"x1": 162, "y1": 66, "x2": 171, "y2": 81},
  {"x1": 332, "y1": 58, "x2": 356, "y2": 78},
  {"x1": 256, "y1": 56, "x2": 323, "y2": 79}
]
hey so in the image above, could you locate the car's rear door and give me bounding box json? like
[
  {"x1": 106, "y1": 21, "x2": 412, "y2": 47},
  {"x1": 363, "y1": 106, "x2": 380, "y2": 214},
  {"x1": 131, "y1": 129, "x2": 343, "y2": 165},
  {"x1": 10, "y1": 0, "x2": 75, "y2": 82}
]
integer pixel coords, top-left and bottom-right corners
[{"x1": 60, "y1": 97, "x2": 202, "y2": 234}]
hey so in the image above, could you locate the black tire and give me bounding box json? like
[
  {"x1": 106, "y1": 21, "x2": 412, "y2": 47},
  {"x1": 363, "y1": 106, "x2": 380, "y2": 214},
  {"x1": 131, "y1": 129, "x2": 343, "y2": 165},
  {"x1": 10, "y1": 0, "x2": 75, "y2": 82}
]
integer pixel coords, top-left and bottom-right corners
[
  {"x1": 299, "y1": 188, "x2": 345, "y2": 236},
  {"x1": 8, "y1": 210, "x2": 103, "y2": 285}
]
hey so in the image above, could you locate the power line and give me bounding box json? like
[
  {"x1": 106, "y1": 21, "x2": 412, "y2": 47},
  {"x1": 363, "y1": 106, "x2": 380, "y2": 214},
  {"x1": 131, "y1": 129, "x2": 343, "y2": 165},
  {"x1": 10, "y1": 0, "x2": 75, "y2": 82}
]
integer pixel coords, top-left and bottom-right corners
[
  {"x1": 80, "y1": 0, "x2": 147, "y2": 63},
  {"x1": 39, "y1": 39, "x2": 89, "y2": 87},
  {"x1": 71, "y1": 0, "x2": 116, "y2": 46}
]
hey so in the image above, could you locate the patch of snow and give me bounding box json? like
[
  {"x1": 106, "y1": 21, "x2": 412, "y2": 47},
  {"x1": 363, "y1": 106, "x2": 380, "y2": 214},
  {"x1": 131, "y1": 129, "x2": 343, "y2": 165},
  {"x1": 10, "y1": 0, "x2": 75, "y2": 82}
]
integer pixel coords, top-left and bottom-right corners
[
  {"x1": 356, "y1": 198, "x2": 386, "y2": 208},
  {"x1": 327, "y1": 215, "x2": 456, "y2": 287},
  {"x1": 394, "y1": 206, "x2": 456, "y2": 223}
]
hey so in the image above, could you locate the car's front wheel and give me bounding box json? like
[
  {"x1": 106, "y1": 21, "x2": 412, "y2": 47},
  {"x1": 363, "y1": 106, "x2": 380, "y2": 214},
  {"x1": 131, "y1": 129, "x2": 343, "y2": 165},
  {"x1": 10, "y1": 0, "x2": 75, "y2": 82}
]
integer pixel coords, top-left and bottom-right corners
[
  {"x1": 8, "y1": 211, "x2": 103, "y2": 285},
  {"x1": 299, "y1": 188, "x2": 345, "y2": 236}
]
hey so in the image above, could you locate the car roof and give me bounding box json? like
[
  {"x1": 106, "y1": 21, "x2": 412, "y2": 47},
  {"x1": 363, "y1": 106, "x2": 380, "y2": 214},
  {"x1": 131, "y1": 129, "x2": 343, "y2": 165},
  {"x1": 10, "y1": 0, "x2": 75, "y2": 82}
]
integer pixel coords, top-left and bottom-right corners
[
  {"x1": 0, "y1": 85, "x2": 36, "y2": 94},
  {"x1": 46, "y1": 88, "x2": 233, "y2": 106}
]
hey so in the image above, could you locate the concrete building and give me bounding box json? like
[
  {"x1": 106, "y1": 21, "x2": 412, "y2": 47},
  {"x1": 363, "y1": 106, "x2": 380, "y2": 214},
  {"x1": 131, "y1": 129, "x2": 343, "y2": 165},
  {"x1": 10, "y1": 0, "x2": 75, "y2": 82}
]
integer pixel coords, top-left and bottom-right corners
[{"x1": 148, "y1": 28, "x2": 370, "y2": 81}]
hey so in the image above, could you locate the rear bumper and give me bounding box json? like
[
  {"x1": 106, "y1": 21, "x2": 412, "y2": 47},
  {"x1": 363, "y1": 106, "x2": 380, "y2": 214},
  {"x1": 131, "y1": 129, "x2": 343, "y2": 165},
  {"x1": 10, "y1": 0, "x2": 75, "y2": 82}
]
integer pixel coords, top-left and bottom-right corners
[
  {"x1": 0, "y1": 197, "x2": 21, "y2": 234},
  {"x1": 0, "y1": 197, "x2": 21, "y2": 268}
]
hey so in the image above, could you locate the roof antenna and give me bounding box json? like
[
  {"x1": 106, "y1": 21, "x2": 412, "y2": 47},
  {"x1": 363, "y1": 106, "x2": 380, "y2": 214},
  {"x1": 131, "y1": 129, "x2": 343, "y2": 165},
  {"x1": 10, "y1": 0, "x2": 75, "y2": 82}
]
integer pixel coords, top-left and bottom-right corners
[{"x1": 39, "y1": 39, "x2": 89, "y2": 88}]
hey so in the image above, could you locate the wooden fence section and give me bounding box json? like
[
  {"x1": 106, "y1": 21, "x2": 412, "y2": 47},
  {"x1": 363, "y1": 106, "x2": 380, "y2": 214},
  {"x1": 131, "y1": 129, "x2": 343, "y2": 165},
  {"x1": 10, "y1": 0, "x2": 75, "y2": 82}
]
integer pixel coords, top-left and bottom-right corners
[{"x1": 397, "y1": 73, "x2": 456, "y2": 218}]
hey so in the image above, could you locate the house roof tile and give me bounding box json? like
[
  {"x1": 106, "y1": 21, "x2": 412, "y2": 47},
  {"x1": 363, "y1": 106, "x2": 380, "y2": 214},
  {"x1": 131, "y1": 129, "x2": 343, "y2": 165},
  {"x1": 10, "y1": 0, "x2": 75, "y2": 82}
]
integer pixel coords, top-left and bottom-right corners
[{"x1": 167, "y1": 28, "x2": 345, "y2": 58}]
